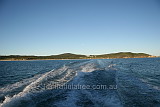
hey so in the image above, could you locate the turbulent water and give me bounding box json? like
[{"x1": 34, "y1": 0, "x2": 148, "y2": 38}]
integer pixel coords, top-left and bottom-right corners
[{"x1": 0, "y1": 58, "x2": 160, "y2": 107}]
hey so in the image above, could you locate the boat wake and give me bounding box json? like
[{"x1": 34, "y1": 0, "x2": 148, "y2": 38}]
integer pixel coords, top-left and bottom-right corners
[{"x1": 0, "y1": 59, "x2": 160, "y2": 107}]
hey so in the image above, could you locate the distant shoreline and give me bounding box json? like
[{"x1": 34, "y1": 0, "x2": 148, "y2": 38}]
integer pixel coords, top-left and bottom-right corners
[
  {"x1": 0, "y1": 59, "x2": 82, "y2": 61},
  {"x1": 0, "y1": 52, "x2": 157, "y2": 61},
  {"x1": 0, "y1": 57, "x2": 157, "y2": 61}
]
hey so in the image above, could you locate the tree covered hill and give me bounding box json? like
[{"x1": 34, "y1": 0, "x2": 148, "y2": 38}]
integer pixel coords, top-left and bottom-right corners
[
  {"x1": 0, "y1": 52, "x2": 154, "y2": 60},
  {"x1": 94, "y1": 52, "x2": 151, "y2": 59}
]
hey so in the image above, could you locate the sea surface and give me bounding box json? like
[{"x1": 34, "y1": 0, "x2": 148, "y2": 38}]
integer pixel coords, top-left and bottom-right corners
[{"x1": 0, "y1": 58, "x2": 160, "y2": 107}]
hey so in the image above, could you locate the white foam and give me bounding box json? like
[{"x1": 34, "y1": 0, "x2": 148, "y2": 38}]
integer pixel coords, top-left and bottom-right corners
[
  {"x1": 1, "y1": 59, "x2": 122, "y2": 107},
  {"x1": 0, "y1": 73, "x2": 42, "y2": 104},
  {"x1": 54, "y1": 60, "x2": 122, "y2": 107},
  {"x1": 0, "y1": 65, "x2": 74, "y2": 107},
  {"x1": 54, "y1": 61, "x2": 98, "y2": 106},
  {"x1": 80, "y1": 62, "x2": 97, "y2": 73},
  {"x1": 0, "y1": 59, "x2": 93, "y2": 107}
]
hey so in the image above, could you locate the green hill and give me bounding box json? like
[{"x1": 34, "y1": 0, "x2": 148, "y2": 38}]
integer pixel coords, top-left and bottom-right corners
[
  {"x1": 94, "y1": 52, "x2": 151, "y2": 59},
  {"x1": 0, "y1": 52, "x2": 153, "y2": 60},
  {"x1": 50, "y1": 53, "x2": 87, "y2": 59}
]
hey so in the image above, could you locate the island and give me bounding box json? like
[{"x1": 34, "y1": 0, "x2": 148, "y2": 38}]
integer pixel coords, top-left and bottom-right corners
[{"x1": 0, "y1": 52, "x2": 156, "y2": 61}]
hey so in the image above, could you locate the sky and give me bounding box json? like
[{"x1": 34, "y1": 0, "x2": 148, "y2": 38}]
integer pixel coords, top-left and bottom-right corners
[{"x1": 0, "y1": 0, "x2": 160, "y2": 56}]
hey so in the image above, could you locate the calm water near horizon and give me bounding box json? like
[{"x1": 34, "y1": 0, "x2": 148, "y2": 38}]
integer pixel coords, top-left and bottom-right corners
[{"x1": 0, "y1": 58, "x2": 160, "y2": 107}]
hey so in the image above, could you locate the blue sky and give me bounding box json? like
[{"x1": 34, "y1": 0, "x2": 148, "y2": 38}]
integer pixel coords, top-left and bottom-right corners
[{"x1": 0, "y1": 0, "x2": 160, "y2": 56}]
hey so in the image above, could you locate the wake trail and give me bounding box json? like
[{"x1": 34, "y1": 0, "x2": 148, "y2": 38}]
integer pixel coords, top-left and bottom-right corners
[
  {"x1": 0, "y1": 60, "x2": 92, "y2": 107},
  {"x1": 54, "y1": 59, "x2": 122, "y2": 107},
  {"x1": 0, "y1": 59, "x2": 123, "y2": 107}
]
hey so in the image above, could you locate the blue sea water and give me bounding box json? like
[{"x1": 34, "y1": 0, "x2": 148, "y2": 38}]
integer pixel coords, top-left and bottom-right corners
[{"x1": 0, "y1": 58, "x2": 160, "y2": 107}]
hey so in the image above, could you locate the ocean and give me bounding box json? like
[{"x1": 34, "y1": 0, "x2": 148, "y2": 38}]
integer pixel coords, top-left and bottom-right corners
[{"x1": 0, "y1": 58, "x2": 160, "y2": 107}]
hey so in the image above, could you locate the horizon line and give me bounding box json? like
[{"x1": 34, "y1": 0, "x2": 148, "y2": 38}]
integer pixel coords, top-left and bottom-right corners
[{"x1": 0, "y1": 52, "x2": 157, "y2": 56}]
